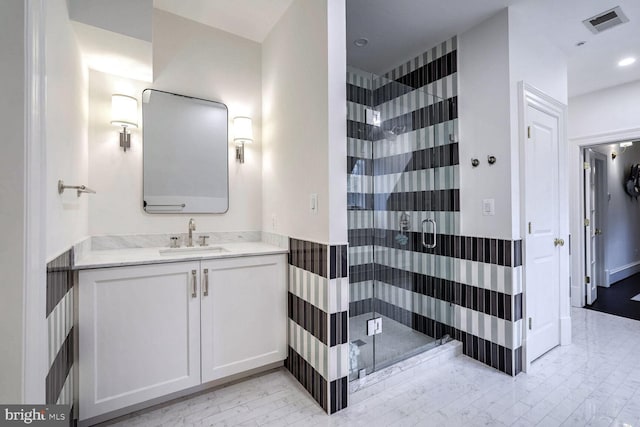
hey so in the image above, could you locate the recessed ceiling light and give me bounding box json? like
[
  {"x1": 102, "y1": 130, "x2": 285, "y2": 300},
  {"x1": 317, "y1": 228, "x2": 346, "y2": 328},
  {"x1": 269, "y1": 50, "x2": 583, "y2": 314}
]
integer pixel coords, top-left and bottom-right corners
[
  {"x1": 618, "y1": 57, "x2": 636, "y2": 67},
  {"x1": 353, "y1": 38, "x2": 369, "y2": 48}
]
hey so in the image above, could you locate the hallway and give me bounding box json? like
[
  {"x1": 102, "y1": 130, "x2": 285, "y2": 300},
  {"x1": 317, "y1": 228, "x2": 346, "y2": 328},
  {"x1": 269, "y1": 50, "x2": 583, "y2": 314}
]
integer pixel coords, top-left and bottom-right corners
[
  {"x1": 105, "y1": 307, "x2": 640, "y2": 426},
  {"x1": 587, "y1": 273, "x2": 640, "y2": 322}
]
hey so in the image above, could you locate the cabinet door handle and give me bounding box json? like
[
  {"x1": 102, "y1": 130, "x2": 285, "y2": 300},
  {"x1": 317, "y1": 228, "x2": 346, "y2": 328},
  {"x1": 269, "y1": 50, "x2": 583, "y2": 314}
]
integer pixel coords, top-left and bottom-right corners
[
  {"x1": 203, "y1": 268, "x2": 209, "y2": 297},
  {"x1": 191, "y1": 270, "x2": 197, "y2": 298}
]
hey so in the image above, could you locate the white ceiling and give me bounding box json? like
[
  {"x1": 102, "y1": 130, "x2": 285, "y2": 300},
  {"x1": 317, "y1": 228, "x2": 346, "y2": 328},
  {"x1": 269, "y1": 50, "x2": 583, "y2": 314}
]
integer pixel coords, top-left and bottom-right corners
[
  {"x1": 347, "y1": 0, "x2": 640, "y2": 97},
  {"x1": 512, "y1": 0, "x2": 640, "y2": 97},
  {"x1": 346, "y1": 0, "x2": 521, "y2": 75},
  {"x1": 152, "y1": 0, "x2": 294, "y2": 42},
  {"x1": 72, "y1": 0, "x2": 640, "y2": 98}
]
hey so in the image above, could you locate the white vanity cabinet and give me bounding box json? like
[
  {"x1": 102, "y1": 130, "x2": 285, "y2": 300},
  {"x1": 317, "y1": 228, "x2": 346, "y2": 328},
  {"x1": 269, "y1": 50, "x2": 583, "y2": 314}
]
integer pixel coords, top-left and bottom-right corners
[
  {"x1": 78, "y1": 261, "x2": 202, "y2": 421},
  {"x1": 78, "y1": 254, "x2": 287, "y2": 423},
  {"x1": 200, "y1": 255, "x2": 287, "y2": 382}
]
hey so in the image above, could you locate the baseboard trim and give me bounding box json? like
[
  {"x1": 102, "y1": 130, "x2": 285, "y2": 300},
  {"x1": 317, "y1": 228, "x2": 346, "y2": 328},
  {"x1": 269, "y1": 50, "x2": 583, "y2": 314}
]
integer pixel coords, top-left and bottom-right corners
[
  {"x1": 560, "y1": 316, "x2": 572, "y2": 346},
  {"x1": 603, "y1": 270, "x2": 611, "y2": 288},
  {"x1": 609, "y1": 261, "x2": 640, "y2": 285}
]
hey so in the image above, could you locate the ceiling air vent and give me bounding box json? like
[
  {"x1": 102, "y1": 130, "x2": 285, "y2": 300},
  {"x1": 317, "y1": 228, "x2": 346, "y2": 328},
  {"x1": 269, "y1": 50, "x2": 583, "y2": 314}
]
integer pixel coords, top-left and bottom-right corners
[{"x1": 583, "y1": 6, "x2": 629, "y2": 34}]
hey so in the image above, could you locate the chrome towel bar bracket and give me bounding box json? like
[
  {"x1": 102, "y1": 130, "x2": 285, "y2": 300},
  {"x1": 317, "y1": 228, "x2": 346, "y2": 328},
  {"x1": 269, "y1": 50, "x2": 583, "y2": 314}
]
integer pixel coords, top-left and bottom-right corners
[{"x1": 58, "y1": 180, "x2": 96, "y2": 197}]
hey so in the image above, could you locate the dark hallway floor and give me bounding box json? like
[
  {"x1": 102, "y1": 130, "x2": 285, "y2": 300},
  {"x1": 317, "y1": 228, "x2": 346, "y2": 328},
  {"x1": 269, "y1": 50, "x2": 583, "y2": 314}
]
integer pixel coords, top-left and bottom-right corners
[{"x1": 586, "y1": 272, "x2": 640, "y2": 321}]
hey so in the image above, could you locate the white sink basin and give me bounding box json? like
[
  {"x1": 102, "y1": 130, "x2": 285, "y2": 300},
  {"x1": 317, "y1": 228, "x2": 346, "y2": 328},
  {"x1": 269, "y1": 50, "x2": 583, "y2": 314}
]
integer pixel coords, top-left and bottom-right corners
[{"x1": 159, "y1": 246, "x2": 229, "y2": 255}]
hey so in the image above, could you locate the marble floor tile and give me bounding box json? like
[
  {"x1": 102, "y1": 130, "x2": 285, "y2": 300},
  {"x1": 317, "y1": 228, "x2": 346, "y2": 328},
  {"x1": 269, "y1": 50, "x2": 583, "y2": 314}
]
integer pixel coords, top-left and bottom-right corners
[{"x1": 101, "y1": 308, "x2": 640, "y2": 427}]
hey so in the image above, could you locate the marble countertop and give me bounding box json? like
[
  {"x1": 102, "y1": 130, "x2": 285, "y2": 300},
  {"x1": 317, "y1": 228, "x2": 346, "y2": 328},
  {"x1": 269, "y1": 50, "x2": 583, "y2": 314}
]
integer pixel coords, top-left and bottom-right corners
[{"x1": 74, "y1": 241, "x2": 288, "y2": 270}]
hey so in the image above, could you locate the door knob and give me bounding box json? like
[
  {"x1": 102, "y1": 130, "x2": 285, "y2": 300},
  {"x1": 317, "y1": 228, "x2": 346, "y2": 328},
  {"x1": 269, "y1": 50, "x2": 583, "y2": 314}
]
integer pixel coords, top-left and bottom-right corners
[
  {"x1": 554, "y1": 238, "x2": 565, "y2": 247},
  {"x1": 595, "y1": 229, "x2": 602, "y2": 235}
]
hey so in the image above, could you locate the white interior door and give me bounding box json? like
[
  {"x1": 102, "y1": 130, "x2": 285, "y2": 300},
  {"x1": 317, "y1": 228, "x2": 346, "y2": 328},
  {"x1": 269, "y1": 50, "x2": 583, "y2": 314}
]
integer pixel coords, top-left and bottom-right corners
[
  {"x1": 525, "y1": 105, "x2": 561, "y2": 362},
  {"x1": 593, "y1": 154, "x2": 607, "y2": 289},
  {"x1": 584, "y1": 149, "x2": 598, "y2": 304}
]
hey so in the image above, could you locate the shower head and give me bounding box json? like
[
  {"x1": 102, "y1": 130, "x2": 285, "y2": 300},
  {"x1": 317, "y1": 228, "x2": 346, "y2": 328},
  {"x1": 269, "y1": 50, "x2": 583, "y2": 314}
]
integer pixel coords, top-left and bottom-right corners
[{"x1": 383, "y1": 125, "x2": 406, "y2": 140}]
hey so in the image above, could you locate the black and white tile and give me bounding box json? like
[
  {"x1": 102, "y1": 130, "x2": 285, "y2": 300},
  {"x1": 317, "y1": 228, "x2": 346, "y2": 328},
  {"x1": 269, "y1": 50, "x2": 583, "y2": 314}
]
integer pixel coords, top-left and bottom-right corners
[
  {"x1": 286, "y1": 238, "x2": 349, "y2": 414},
  {"x1": 46, "y1": 248, "x2": 75, "y2": 407},
  {"x1": 347, "y1": 36, "x2": 524, "y2": 377}
]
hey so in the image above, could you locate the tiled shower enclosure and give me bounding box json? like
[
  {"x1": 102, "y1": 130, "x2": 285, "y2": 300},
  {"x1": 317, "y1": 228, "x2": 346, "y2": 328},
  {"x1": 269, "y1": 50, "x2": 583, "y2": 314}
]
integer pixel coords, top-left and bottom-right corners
[{"x1": 347, "y1": 36, "x2": 524, "y2": 379}]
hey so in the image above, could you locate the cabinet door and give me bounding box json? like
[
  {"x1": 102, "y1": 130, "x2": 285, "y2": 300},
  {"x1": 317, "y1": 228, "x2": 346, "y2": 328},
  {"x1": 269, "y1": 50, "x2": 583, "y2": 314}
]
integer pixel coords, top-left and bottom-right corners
[
  {"x1": 200, "y1": 254, "x2": 287, "y2": 383},
  {"x1": 78, "y1": 262, "x2": 201, "y2": 421}
]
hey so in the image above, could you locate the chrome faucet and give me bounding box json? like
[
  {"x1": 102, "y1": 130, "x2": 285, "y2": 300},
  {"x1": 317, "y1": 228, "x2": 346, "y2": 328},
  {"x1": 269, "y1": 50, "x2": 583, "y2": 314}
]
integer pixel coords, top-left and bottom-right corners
[{"x1": 187, "y1": 218, "x2": 196, "y2": 247}]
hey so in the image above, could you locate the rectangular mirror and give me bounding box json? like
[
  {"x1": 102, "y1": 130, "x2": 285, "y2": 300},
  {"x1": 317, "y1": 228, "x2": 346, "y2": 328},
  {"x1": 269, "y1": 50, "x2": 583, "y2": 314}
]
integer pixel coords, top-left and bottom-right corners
[{"x1": 142, "y1": 89, "x2": 229, "y2": 214}]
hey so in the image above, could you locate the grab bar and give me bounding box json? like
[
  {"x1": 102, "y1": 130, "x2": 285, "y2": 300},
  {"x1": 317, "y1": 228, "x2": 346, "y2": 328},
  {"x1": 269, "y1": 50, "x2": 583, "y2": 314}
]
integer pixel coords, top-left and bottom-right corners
[{"x1": 421, "y1": 218, "x2": 437, "y2": 249}]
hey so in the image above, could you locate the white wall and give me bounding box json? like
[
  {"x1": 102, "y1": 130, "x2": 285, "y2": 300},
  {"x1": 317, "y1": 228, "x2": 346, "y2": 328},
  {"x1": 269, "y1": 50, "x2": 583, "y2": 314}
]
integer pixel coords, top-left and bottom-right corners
[
  {"x1": 326, "y1": 0, "x2": 348, "y2": 244},
  {"x1": 569, "y1": 80, "x2": 640, "y2": 139},
  {"x1": 458, "y1": 9, "x2": 513, "y2": 240},
  {"x1": 591, "y1": 143, "x2": 640, "y2": 280},
  {"x1": 568, "y1": 80, "x2": 640, "y2": 305},
  {"x1": 458, "y1": 7, "x2": 568, "y2": 241},
  {"x1": 507, "y1": 6, "x2": 568, "y2": 242},
  {"x1": 507, "y1": 7, "x2": 568, "y2": 106},
  {"x1": 88, "y1": 11, "x2": 263, "y2": 236},
  {"x1": 262, "y1": 0, "x2": 347, "y2": 244},
  {"x1": 0, "y1": 0, "x2": 25, "y2": 404},
  {"x1": 46, "y1": 0, "x2": 89, "y2": 260},
  {"x1": 68, "y1": 0, "x2": 152, "y2": 42}
]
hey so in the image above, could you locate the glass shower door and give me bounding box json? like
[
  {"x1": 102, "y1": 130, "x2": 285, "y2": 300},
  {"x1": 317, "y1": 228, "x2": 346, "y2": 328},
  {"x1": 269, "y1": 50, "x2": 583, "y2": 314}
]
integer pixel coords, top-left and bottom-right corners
[
  {"x1": 347, "y1": 69, "x2": 457, "y2": 380},
  {"x1": 370, "y1": 76, "x2": 455, "y2": 371}
]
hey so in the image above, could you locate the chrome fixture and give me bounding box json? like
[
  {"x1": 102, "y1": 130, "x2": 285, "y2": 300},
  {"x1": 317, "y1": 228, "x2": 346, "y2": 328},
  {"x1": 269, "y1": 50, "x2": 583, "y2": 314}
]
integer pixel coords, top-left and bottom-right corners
[
  {"x1": 187, "y1": 218, "x2": 196, "y2": 247},
  {"x1": 111, "y1": 94, "x2": 138, "y2": 152},
  {"x1": 471, "y1": 158, "x2": 480, "y2": 167},
  {"x1": 198, "y1": 235, "x2": 210, "y2": 247},
  {"x1": 421, "y1": 218, "x2": 437, "y2": 249},
  {"x1": 488, "y1": 155, "x2": 497, "y2": 165},
  {"x1": 58, "y1": 180, "x2": 96, "y2": 197},
  {"x1": 169, "y1": 236, "x2": 180, "y2": 248},
  {"x1": 191, "y1": 270, "x2": 197, "y2": 298},
  {"x1": 233, "y1": 116, "x2": 253, "y2": 163},
  {"x1": 202, "y1": 268, "x2": 209, "y2": 296}
]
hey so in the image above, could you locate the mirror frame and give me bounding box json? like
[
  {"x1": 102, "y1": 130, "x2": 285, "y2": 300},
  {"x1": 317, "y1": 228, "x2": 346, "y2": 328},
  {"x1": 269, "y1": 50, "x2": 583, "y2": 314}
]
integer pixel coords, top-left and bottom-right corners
[{"x1": 141, "y1": 88, "x2": 229, "y2": 214}]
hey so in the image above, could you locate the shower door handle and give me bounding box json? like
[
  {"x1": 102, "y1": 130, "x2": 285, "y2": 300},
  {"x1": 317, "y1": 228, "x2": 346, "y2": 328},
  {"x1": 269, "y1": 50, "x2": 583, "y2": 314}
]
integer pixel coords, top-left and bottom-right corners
[{"x1": 422, "y1": 219, "x2": 437, "y2": 249}]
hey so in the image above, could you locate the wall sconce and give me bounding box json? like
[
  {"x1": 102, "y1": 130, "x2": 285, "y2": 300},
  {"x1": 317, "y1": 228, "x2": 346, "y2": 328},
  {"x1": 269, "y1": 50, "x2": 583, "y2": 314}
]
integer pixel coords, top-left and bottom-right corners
[
  {"x1": 111, "y1": 94, "x2": 138, "y2": 152},
  {"x1": 233, "y1": 116, "x2": 253, "y2": 163}
]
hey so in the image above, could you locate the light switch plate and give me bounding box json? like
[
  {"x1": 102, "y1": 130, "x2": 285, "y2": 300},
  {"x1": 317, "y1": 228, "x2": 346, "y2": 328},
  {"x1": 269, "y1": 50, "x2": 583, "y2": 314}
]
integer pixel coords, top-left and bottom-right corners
[
  {"x1": 310, "y1": 193, "x2": 318, "y2": 214},
  {"x1": 482, "y1": 198, "x2": 495, "y2": 216}
]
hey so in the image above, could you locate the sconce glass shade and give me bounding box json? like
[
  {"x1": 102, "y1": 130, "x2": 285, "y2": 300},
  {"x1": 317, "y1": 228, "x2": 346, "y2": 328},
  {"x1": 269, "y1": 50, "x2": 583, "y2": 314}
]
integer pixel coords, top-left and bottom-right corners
[
  {"x1": 620, "y1": 141, "x2": 633, "y2": 148},
  {"x1": 233, "y1": 116, "x2": 253, "y2": 144},
  {"x1": 111, "y1": 94, "x2": 138, "y2": 128}
]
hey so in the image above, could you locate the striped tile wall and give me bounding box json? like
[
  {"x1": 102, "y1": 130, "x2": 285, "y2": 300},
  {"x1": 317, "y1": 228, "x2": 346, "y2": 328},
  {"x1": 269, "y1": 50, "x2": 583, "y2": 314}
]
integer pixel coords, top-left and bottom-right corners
[
  {"x1": 46, "y1": 248, "x2": 75, "y2": 408},
  {"x1": 286, "y1": 238, "x2": 349, "y2": 414},
  {"x1": 347, "y1": 36, "x2": 525, "y2": 376}
]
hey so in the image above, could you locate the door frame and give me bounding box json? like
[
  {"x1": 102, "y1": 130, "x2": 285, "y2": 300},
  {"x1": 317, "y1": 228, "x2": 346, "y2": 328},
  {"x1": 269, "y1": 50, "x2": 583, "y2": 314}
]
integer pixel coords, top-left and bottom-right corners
[
  {"x1": 518, "y1": 82, "x2": 570, "y2": 372},
  {"x1": 569, "y1": 127, "x2": 640, "y2": 307},
  {"x1": 24, "y1": 0, "x2": 48, "y2": 403},
  {"x1": 588, "y1": 150, "x2": 608, "y2": 289},
  {"x1": 583, "y1": 148, "x2": 607, "y2": 304}
]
